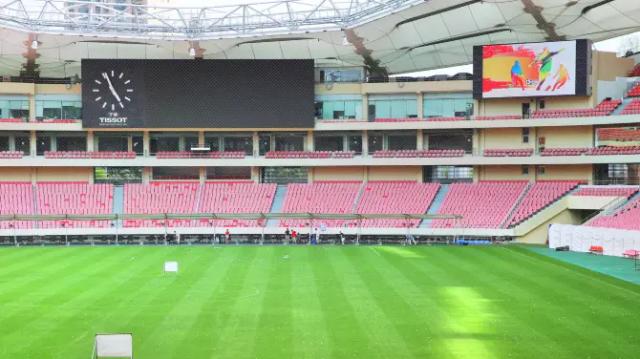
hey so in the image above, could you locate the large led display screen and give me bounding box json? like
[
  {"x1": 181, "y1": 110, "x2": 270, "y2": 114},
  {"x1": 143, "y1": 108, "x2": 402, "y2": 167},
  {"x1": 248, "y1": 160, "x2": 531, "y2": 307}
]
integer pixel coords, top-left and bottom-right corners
[
  {"x1": 82, "y1": 59, "x2": 315, "y2": 128},
  {"x1": 473, "y1": 40, "x2": 591, "y2": 99}
]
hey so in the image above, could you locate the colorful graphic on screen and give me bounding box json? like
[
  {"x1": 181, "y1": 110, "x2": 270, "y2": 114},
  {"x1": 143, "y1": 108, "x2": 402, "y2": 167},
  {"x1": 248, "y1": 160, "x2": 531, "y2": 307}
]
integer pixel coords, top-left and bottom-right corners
[{"x1": 481, "y1": 41, "x2": 577, "y2": 98}]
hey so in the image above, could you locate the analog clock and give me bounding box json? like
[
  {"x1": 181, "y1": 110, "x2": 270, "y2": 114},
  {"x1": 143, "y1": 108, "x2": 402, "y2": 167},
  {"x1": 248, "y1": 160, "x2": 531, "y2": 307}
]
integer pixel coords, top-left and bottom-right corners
[{"x1": 91, "y1": 70, "x2": 134, "y2": 112}]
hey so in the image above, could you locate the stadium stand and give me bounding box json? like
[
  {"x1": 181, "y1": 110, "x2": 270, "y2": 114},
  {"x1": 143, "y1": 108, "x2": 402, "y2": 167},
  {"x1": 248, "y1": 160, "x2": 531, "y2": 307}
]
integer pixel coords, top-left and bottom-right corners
[
  {"x1": 620, "y1": 99, "x2": 640, "y2": 115},
  {"x1": 588, "y1": 196, "x2": 640, "y2": 231},
  {"x1": 155, "y1": 151, "x2": 245, "y2": 159},
  {"x1": 44, "y1": 151, "x2": 136, "y2": 159},
  {"x1": 431, "y1": 181, "x2": 529, "y2": 228},
  {"x1": 484, "y1": 148, "x2": 534, "y2": 157},
  {"x1": 37, "y1": 182, "x2": 113, "y2": 228},
  {"x1": 597, "y1": 128, "x2": 640, "y2": 141},
  {"x1": 197, "y1": 182, "x2": 276, "y2": 227},
  {"x1": 507, "y1": 181, "x2": 579, "y2": 227},
  {"x1": 372, "y1": 149, "x2": 464, "y2": 158},
  {"x1": 586, "y1": 146, "x2": 640, "y2": 155},
  {"x1": 0, "y1": 182, "x2": 34, "y2": 229},
  {"x1": 573, "y1": 186, "x2": 638, "y2": 197},
  {"x1": 531, "y1": 99, "x2": 621, "y2": 118},
  {"x1": 124, "y1": 182, "x2": 200, "y2": 228},
  {"x1": 540, "y1": 147, "x2": 590, "y2": 156},
  {"x1": 626, "y1": 83, "x2": 640, "y2": 97},
  {"x1": 265, "y1": 151, "x2": 355, "y2": 159},
  {"x1": 279, "y1": 181, "x2": 362, "y2": 228},
  {"x1": 0, "y1": 151, "x2": 24, "y2": 159},
  {"x1": 355, "y1": 182, "x2": 440, "y2": 227}
]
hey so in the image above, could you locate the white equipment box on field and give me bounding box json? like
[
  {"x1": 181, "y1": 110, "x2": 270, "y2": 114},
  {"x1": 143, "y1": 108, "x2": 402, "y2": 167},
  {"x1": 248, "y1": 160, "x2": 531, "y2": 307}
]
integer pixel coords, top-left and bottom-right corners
[
  {"x1": 164, "y1": 261, "x2": 179, "y2": 273},
  {"x1": 93, "y1": 333, "x2": 133, "y2": 358}
]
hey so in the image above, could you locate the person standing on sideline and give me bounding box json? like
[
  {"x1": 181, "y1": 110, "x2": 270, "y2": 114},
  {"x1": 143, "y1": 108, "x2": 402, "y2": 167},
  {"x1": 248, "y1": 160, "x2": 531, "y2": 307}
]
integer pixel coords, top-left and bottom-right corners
[
  {"x1": 291, "y1": 229, "x2": 297, "y2": 244},
  {"x1": 339, "y1": 231, "x2": 345, "y2": 245},
  {"x1": 224, "y1": 228, "x2": 231, "y2": 244},
  {"x1": 314, "y1": 227, "x2": 320, "y2": 245},
  {"x1": 284, "y1": 227, "x2": 291, "y2": 245}
]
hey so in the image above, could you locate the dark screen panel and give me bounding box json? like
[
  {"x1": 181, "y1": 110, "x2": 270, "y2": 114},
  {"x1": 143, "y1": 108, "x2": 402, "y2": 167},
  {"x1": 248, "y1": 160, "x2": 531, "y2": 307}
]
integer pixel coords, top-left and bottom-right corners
[{"x1": 82, "y1": 59, "x2": 315, "y2": 128}]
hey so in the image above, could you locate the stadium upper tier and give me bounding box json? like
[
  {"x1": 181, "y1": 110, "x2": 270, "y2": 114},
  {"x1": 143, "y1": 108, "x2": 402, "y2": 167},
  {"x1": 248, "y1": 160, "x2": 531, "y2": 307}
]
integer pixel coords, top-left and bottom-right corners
[{"x1": 0, "y1": 0, "x2": 639, "y2": 76}]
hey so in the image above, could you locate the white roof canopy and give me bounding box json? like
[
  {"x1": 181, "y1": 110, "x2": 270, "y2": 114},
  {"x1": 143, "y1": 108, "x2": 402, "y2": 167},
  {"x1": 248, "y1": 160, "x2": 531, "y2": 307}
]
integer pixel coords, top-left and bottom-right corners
[{"x1": 0, "y1": 0, "x2": 638, "y2": 77}]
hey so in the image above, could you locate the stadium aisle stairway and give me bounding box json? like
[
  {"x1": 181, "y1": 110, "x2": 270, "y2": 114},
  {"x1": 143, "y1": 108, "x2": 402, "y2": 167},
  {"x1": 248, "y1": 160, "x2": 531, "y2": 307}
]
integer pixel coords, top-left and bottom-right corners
[
  {"x1": 420, "y1": 184, "x2": 449, "y2": 228},
  {"x1": 266, "y1": 185, "x2": 288, "y2": 227}
]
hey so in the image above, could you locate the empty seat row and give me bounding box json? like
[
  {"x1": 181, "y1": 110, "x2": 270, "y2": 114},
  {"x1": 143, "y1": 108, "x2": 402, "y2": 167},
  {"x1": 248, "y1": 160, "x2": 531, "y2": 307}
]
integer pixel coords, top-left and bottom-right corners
[
  {"x1": 597, "y1": 127, "x2": 640, "y2": 142},
  {"x1": 372, "y1": 149, "x2": 464, "y2": 158},
  {"x1": 265, "y1": 151, "x2": 355, "y2": 159},
  {"x1": 44, "y1": 151, "x2": 136, "y2": 159},
  {"x1": 0, "y1": 151, "x2": 23, "y2": 159},
  {"x1": 540, "y1": 146, "x2": 640, "y2": 156},
  {"x1": 432, "y1": 181, "x2": 529, "y2": 229},
  {"x1": 507, "y1": 181, "x2": 579, "y2": 227},
  {"x1": 155, "y1": 151, "x2": 245, "y2": 159},
  {"x1": 588, "y1": 197, "x2": 640, "y2": 231},
  {"x1": 484, "y1": 148, "x2": 534, "y2": 157},
  {"x1": 573, "y1": 186, "x2": 638, "y2": 198},
  {"x1": 531, "y1": 99, "x2": 621, "y2": 118},
  {"x1": 626, "y1": 83, "x2": 640, "y2": 97},
  {"x1": 621, "y1": 99, "x2": 640, "y2": 115}
]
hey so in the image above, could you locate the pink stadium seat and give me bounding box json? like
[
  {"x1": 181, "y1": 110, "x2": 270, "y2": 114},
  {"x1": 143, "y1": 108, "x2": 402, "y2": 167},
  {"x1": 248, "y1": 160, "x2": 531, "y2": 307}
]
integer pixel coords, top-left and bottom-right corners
[
  {"x1": 372, "y1": 149, "x2": 464, "y2": 158},
  {"x1": 356, "y1": 181, "x2": 440, "y2": 227},
  {"x1": 156, "y1": 151, "x2": 245, "y2": 159},
  {"x1": 588, "y1": 196, "x2": 640, "y2": 231},
  {"x1": 573, "y1": 186, "x2": 638, "y2": 198},
  {"x1": 0, "y1": 182, "x2": 34, "y2": 229},
  {"x1": 484, "y1": 148, "x2": 534, "y2": 157},
  {"x1": 124, "y1": 182, "x2": 200, "y2": 228},
  {"x1": 44, "y1": 151, "x2": 136, "y2": 159},
  {"x1": 531, "y1": 99, "x2": 621, "y2": 118},
  {"x1": 508, "y1": 181, "x2": 579, "y2": 227},
  {"x1": 432, "y1": 181, "x2": 529, "y2": 229},
  {"x1": 279, "y1": 181, "x2": 362, "y2": 228},
  {"x1": 264, "y1": 151, "x2": 354, "y2": 159},
  {"x1": 197, "y1": 182, "x2": 276, "y2": 227},
  {"x1": 0, "y1": 151, "x2": 24, "y2": 159},
  {"x1": 626, "y1": 83, "x2": 640, "y2": 97},
  {"x1": 540, "y1": 147, "x2": 590, "y2": 156},
  {"x1": 37, "y1": 182, "x2": 113, "y2": 228}
]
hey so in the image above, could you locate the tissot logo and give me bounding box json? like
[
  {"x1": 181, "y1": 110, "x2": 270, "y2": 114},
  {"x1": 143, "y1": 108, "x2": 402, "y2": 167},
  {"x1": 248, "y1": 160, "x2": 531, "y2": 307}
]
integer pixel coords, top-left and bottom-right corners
[{"x1": 99, "y1": 114, "x2": 128, "y2": 126}]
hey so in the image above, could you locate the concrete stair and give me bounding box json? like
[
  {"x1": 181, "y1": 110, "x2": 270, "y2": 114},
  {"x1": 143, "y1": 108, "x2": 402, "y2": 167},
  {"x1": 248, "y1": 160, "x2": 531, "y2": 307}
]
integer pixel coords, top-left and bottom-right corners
[
  {"x1": 420, "y1": 184, "x2": 448, "y2": 228},
  {"x1": 267, "y1": 185, "x2": 288, "y2": 227}
]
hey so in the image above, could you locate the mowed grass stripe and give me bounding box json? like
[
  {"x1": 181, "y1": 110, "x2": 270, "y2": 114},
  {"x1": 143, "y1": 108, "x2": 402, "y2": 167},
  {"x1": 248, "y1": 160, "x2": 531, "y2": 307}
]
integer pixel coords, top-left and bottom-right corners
[
  {"x1": 380, "y1": 247, "x2": 556, "y2": 358},
  {"x1": 252, "y1": 246, "x2": 294, "y2": 358},
  {"x1": 201, "y1": 247, "x2": 261, "y2": 358},
  {"x1": 132, "y1": 247, "x2": 225, "y2": 357},
  {"x1": 309, "y1": 247, "x2": 374, "y2": 358},
  {"x1": 0, "y1": 247, "x2": 143, "y2": 357},
  {"x1": 290, "y1": 247, "x2": 331, "y2": 359},
  {"x1": 446, "y1": 247, "x2": 624, "y2": 358},
  {"x1": 10, "y1": 247, "x2": 173, "y2": 358},
  {"x1": 333, "y1": 247, "x2": 418, "y2": 358},
  {"x1": 167, "y1": 248, "x2": 243, "y2": 358}
]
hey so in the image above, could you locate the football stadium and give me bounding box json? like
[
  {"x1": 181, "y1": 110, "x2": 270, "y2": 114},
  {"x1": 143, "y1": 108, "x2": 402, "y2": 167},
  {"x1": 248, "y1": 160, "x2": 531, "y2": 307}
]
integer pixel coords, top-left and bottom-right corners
[{"x1": 0, "y1": 0, "x2": 640, "y2": 357}]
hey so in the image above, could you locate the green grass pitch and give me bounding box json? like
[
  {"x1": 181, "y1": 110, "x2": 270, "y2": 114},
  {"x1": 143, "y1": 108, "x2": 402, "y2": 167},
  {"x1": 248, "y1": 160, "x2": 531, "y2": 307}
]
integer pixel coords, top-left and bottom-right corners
[{"x1": 0, "y1": 245, "x2": 639, "y2": 358}]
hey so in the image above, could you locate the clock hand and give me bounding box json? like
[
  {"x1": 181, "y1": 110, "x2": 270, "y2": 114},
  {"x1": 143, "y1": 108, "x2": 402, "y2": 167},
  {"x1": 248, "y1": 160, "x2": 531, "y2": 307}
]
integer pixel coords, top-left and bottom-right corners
[{"x1": 102, "y1": 72, "x2": 123, "y2": 104}]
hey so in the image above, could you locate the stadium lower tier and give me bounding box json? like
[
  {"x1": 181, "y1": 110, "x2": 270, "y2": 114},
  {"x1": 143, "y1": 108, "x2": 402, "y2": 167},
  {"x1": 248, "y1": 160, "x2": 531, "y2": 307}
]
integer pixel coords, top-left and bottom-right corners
[{"x1": 1, "y1": 181, "x2": 638, "y2": 236}]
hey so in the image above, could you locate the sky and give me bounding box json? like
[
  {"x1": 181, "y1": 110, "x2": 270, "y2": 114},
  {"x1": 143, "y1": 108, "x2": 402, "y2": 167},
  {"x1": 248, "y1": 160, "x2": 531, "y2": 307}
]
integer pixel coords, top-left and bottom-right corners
[{"x1": 397, "y1": 31, "x2": 640, "y2": 77}]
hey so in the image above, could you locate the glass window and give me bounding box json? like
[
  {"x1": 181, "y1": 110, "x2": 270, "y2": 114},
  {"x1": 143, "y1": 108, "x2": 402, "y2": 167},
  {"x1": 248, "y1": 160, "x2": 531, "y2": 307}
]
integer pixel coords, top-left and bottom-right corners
[
  {"x1": 204, "y1": 136, "x2": 221, "y2": 152},
  {"x1": 98, "y1": 136, "x2": 128, "y2": 152},
  {"x1": 275, "y1": 135, "x2": 304, "y2": 151},
  {"x1": 424, "y1": 166, "x2": 473, "y2": 184},
  {"x1": 223, "y1": 136, "x2": 252, "y2": 155},
  {"x1": 184, "y1": 136, "x2": 200, "y2": 151},
  {"x1": 348, "y1": 135, "x2": 362, "y2": 154},
  {"x1": 0, "y1": 136, "x2": 9, "y2": 151},
  {"x1": 36, "y1": 98, "x2": 81, "y2": 120},
  {"x1": 207, "y1": 167, "x2": 251, "y2": 180},
  {"x1": 315, "y1": 136, "x2": 343, "y2": 152},
  {"x1": 368, "y1": 134, "x2": 383, "y2": 153},
  {"x1": 36, "y1": 136, "x2": 51, "y2": 155},
  {"x1": 424, "y1": 94, "x2": 474, "y2": 118},
  {"x1": 132, "y1": 136, "x2": 143, "y2": 155},
  {"x1": 14, "y1": 135, "x2": 30, "y2": 155},
  {"x1": 0, "y1": 98, "x2": 30, "y2": 120},
  {"x1": 56, "y1": 136, "x2": 86, "y2": 151},
  {"x1": 261, "y1": 167, "x2": 308, "y2": 184},
  {"x1": 259, "y1": 135, "x2": 271, "y2": 155},
  {"x1": 153, "y1": 167, "x2": 199, "y2": 180},
  {"x1": 387, "y1": 134, "x2": 416, "y2": 150},
  {"x1": 370, "y1": 98, "x2": 417, "y2": 119},
  {"x1": 94, "y1": 167, "x2": 143, "y2": 185},
  {"x1": 150, "y1": 136, "x2": 179, "y2": 154}
]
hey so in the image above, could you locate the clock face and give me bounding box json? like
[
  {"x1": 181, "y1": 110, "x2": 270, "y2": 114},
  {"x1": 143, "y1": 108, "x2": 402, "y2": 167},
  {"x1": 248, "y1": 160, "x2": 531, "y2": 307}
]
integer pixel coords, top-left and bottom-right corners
[{"x1": 91, "y1": 70, "x2": 134, "y2": 112}]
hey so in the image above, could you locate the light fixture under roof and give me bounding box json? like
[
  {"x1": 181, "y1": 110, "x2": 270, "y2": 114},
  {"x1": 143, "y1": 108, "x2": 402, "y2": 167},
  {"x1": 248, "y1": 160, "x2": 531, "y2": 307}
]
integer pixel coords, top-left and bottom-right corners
[
  {"x1": 189, "y1": 47, "x2": 196, "y2": 57},
  {"x1": 31, "y1": 40, "x2": 38, "y2": 49}
]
